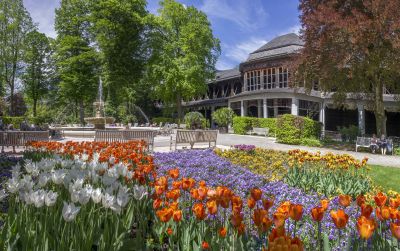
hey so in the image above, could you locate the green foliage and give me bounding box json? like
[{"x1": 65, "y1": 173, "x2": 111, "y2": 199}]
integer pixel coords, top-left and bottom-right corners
[
  {"x1": 300, "y1": 137, "x2": 322, "y2": 147},
  {"x1": 232, "y1": 117, "x2": 253, "y2": 135},
  {"x1": 122, "y1": 115, "x2": 137, "y2": 125},
  {"x1": 152, "y1": 117, "x2": 176, "y2": 124},
  {"x1": 2, "y1": 117, "x2": 25, "y2": 129},
  {"x1": 147, "y1": 0, "x2": 220, "y2": 118},
  {"x1": 211, "y1": 107, "x2": 235, "y2": 129},
  {"x1": 184, "y1": 112, "x2": 204, "y2": 129},
  {"x1": 22, "y1": 30, "x2": 53, "y2": 117},
  {"x1": 284, "y1": 165, "x2": 372, "y2": 198},
  {"x1": 28, "y1": 105, "x2": 55, "y2": 125},
  {"x1": 337, "y1": 125, "x2": 359, "y2": 142},
  {"x1": 232, "y1": 116, "x2": 277, "y2": 135},
  {"x1": 276, "y1": 114, "x2": 321, "y2": 145}
]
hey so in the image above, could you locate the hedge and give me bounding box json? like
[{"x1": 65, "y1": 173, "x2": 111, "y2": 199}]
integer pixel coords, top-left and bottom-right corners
[
  {"x1": 232, "y1": 117, "x2": 277, "y2": 135},
  {"x1": 151, "y1": 117, "x2": 177, "y2": 124},
  {"x1": 2, "y1": 117, "x2": 25, "y2": 129},
  {"x1": 276, "y1": 114, "x2": 322, "y2": 145}
]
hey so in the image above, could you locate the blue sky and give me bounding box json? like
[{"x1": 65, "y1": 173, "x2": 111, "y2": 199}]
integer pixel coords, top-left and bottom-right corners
[{"x1": 23, "y1": 0, "x2": 301, "y2": 70}]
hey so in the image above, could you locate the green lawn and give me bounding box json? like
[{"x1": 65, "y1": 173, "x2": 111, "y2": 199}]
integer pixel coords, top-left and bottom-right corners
[{"x1": 368, "y1": 165, "x2": 400, "y2": 192}]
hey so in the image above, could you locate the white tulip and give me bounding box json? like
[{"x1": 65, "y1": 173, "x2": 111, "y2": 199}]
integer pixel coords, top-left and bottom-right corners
[
  {"x1": 45, "y1": 191, "x2": 58, "y2": 207},
  {"x1": 102, "y1": 193, "x2": 115, "y2": 209},
  {"x1": 102, "y1": 175, "x2": 117, "y2": 186},
  {"x1": 71, "y1": 189, "x2": 80, "y2": 203},
  {"x1": 133, "y1": 185, "x2": 148, "y2": 201},
  {"x1": 78, "y1": 186, "x2": 91, "y2": 205},
  {"x1": 38, "y1": 173, "x2": 49, "y2": 187},
  {"x1": 0, "y1": 189, "x2": 7, "y2": 202},
  {"x1": 110, "y1": 203, "x2": 121, "y2": 214},
  {"x1": 69, "y1": 178, "x2": 84, "y2": 193},
  {"x1": 25, "y1": 161, "x2": 40, "y2": 177},
  {"x1": 7, "y1": 177, "x2": 20, "y2": 193},
  {"x1": 117, "y1": 189, "x2": 129, "y2": 208},
  {"x1": 20, "y1": 175, "x2": 34, "y2": 191},
  {"x1": 32, "y1": 190, "x2": 46, "y2": 208},
  {"x1": 91, "y1": 188, "x2": 102, "y2": 204},
  {"x1": 116, "y1": 164, "x2": 128, "y2": 177},
  {"x1": 51, "y1": 170, "x2": 66, "y2": 185},
  {"x1": 62, "y1": 202, "x2": 80, "y2": 222}
]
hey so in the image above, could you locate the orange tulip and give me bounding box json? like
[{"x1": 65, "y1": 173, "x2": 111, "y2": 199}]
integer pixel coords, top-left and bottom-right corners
[
  {"x1": 273, "y1": 212, "x2": 287, "y2": 228},
  {"x1": 390, "y1": 208, "x2": 399, "y2": 220},
  {"x1": 199, "y1": 180, "x2": 207, "y2": 187},
  {"x1": 237, "y1": 222, "x2": 246, "y2": 235},
  {"x1": 361, "y1": 204, "x2": 373, "y2": 218},
  {"x1": 156, "y1": 207, "x2": 173, "y2": 222},
  {"x1": 356, "y1": 194, "x2": 366, "y2": 207},
  {"x1": 207, "y1": 189, "x2": 217, "y2": 200},
  {"x1": 206, "y1": 200, "x2": 218, "y2": 215},
  {"x1": 182, "y1": 177, "x2": 195, "y2": 190},
  {"x1": 339, "y1": 194, "x2": 352, "y2": 208},
  {"x1": 289, "y1": 204, "x2": 303, "y2": 221},
  {"x1": 190, "y1": 188, "x2": 199, "y2": 200},
  {"x1": 259, "y1": 216, "x2": 273, "y2": 233},
  {"x1": 320, "y1": 199, "x2": 329, "y2": 211},
  {"x1": 201, "y1": 241, "x2": 209, "y2": 250},
  {"x1": 218, "y1": 227, "x2": 227, "y2": 238},
  {"x1": 173, "y1": 210, "x2": 182, "y2": 222},
  {"x1": 166, "y1": 189, "x2": 181, "y2": 201},
  {"x1": 390, "y1": 197, "x2": 400, "y2": 209},
  {"x1": 357, "y1": 216, "x2": 376, "y2": 240},
  {"x1": 172, "y1": 181, "x2": 182, "y2": 189},
  {"x1": 262, "y1": 198, "x2": 274, "y2": 211},
  {"x1": 247, "y1": 197, "x2": 256, "y2": 209},
  {"x1": 167, "y1": 227, "x2": 173, "y2": 235},
  {"x1": 268, "y1": 226, "x2": 286, "y2": 242},
  {"x1": 168, "y1": 168, "x2": 179, "y2": 180},
  {"x1": 376, "y1": 206, "x2": 391, "y2": 221},
  {"x1": 253, "y1": 209, "x2": 268, "y2": 226},
  {"x1": 193, "y1": 203, "x2": 206, "y2": 220},
  {"x1": 390, "y1": 221, "x2": 400, "y2": 240},
  {"x1": 153, "y1": 198, "x2": 162, "y2": 209},
  {"x1": 374, "y1": 192, "x2": 387, "y2": 207},
  {"x1": 230, "y1": 213, "x2": 243, "y2": 227},
  {"x1": 250, "y1": 187, "x2": 262, "y2": 201},
  {"x1": 311, "y1": 207, "x2": 325, "y2": 222},
  {"x1": 330, "y1": 209, "x2": 349, "y2": 229},
  {"x1": 197, "y1": 187, "x2": 208, "y2": 200}
]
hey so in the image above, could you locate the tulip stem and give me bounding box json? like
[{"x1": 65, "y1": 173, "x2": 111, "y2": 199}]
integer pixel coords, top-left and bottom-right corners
[
  {"x1": 293, "y1": 221, "x2": 297, "y2": 238},
  {"x1": 317, "y1": 222, "x2": 321, "y2": 251}
]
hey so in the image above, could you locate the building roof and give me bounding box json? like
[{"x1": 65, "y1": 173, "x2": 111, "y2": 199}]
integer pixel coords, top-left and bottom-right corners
[
  {"x1": 245, "y1": 33, "x2": 304, "y2": 62},
  {"x1": 214, "y1": 67, "x2": 240, "y2": 81}
]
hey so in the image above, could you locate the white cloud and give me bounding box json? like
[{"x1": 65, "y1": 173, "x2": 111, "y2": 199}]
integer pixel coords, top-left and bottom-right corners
[
  {"x1": 200, "y1": 0, "x2": 268, "y2": 31},
  {"x1": 216, "y1": 58, "x2": 235, "y2": 70},
  {"x1": 24, "y1": 0, "x2": 60, "y2": 38},
  {"x1": 225, "y1": 37, "x2": 267, "y2": 62},
  {"x1": 279, "y1": 24, "x2": 301, "y2": 36}
]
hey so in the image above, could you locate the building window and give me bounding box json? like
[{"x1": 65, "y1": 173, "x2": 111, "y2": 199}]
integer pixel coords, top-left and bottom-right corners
[
  {"x1": 263, "y1": 69, "x2": 267, "y2": 89},
  {"x1": 277, "y1": 98, "x2": 291, "y2": 115},
  {"x1": 257, "y1": 71, "x2": 261, "y2": 90},
  {"x1": 299, "y1": 100, "x2": 320, "y2": 120},
  {"x1": 246, "y1": 73, "x2": 250, "y2": 91},
  {"x1": 278, "y1": 67, "x2": 288, "y2": 88},
  {"x1": 244, "y1": 67, "x2": 288, "y2": 92}
]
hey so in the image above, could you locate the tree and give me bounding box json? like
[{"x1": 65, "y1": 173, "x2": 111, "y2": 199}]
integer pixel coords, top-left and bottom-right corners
[
  {"x1": 212, "y1": 107, "x2": 236, "y2": 132},
  {"x1": 147, "y1": 0, "x2": 220, "y2": 120},
  {"x1": 295, "y1": 0, "x2": 400, "y2": 136},
  {"x1": 0, "y1": 0, "x2": 33, "y2": 115},
  {"x1": 22, "y1": 30, "x2": 52, "y2": 117},
  {"x1": 54, "y1": 0, "x2": 98, "y2": 124},
  {"x1": 90, "y1": 0, "x2": 149, "y2": 108}
]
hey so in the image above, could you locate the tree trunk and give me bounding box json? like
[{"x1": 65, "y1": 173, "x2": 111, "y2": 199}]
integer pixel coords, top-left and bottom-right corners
[
  {"x1": 33, "y1": 99, "x2": 37, "y2": 117},
  {"x1": 176, "y1": 93, "x2": 182, "y2": 122},
  {"x1": 79, "y1": 100, "x2": 85, "y2": 125},
  {"x1": 374, "y1": 82, "x2": 387, "y2": 136},
  {"x1": 9, "y1": 81, "x2": 14, "y2": 116}
]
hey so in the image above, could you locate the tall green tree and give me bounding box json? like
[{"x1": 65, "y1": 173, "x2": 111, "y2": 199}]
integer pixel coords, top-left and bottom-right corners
[
  {"x1": 90, "y1": 0, "x2": 149, "y2": 110},
  {"x1": 54, "y1": 0, "x2": 98, "y2": 124},
  {"x1": 22, "y1": 30, "x2": 53, "y2": 117},
  {"x1": 148, "y1": 0, "x2": 220, "y2": 119},
  {"x1": 0, "y1": 0, "x2": 33, "y2": 115},
  {"x1": 295, "y1": 0, "x2": 400, "y2": 135}
]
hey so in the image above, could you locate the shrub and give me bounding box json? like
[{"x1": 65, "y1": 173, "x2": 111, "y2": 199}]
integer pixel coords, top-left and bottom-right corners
[
  {"x1": 122, "y1": 115, "x2": 137, "y2": 125},
  {"x1": 152, "y1": 117, "x2": 176, "y2": 124},
  {"x1": 276, "y1": 114, "x2": 321, "y2": 145},
  {"x1": 300, "y1": 137, "x2": 322, "y2": 147},
  {"x1": 184, "y1": 112, "x2": 204, "y2": 129},
  {"x1": 211, "y1": 107, "x2": 235, "y2": 130},
  {"x1": 232, "y1": 116, "x2": 253, "y2": 134},
  {"x1": 338, "y1": 125, "x2": 359, "y2": 142},
  {"x1": 252, "y1": 118, "x2": 277, "y2": 135},
  {"x1": 2, "y1": 116, "x2": 25, "y2": 129}
]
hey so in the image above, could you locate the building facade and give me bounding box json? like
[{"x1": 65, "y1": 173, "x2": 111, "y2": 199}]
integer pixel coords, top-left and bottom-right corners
[{"x1": 184, "y1": 33, "x2": 400, "y2": 136}]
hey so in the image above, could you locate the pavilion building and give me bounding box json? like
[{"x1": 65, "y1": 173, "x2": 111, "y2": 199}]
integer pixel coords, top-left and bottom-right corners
[{"x1": 183, "y1": 33, "x2": 400, "y2": 136}]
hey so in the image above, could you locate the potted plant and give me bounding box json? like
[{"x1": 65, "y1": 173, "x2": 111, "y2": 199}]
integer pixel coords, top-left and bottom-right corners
[{"x1": 211, "y1": 107, "x2": 236, "y2": 133}]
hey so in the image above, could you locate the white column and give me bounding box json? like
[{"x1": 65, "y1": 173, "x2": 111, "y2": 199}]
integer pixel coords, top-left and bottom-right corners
[
  {"x1": 358, "y1": 103, "x2": 365, "y2": 135},
  {"x1": 240, "y1": 100, "x2": 245, "y2": 117},
  {"x1": 319, "y1": 101, "x2": 325, "y2": 137},
  {"x1": 291, "y1": 98, "x2": 299, "y2": 116},
  {"x1": 263, "y1": 98, "x2": 267, "y2": 118},
  {"x1": 257, "y1": 100, "x2": 262, "y2": 118}
]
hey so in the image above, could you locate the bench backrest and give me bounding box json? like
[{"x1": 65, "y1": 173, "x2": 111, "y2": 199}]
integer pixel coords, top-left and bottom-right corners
[
  {"x1": 123, "y1": 130, "x2": 156, "y2": 145},
  {"x1": 176, "y1": 130, "x2": 218, "y2": 144},
  {"x1": 23, "y1": 131, "x2": 49, "y2": 144},
  {"x1": 253, "y1": 127, "x2": 269, "y2": 133},
  {"x1": 94, "y1": 130, "x2": 124, "y2": 142},
  {"x1": 0, "y1": 131, "x2": 49, "y2": 146},
  {"x1": 356, "y1": 137, "x2": 371, "y2": 146}
]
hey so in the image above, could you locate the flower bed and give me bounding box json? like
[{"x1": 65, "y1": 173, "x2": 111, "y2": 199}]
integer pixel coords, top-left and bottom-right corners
[{"x1": 0, "y1": 142, "x2": 399, "y2": 250}]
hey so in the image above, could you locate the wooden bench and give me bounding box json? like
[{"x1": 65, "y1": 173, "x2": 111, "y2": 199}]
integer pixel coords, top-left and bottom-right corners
[
  {"x1": 94, "y1": 130, "x2": 156, "y2": 151},
  {"x1": 0, "y1": 131, "x2": 50, "y2": 152},
  {"x1": 170, "y1": 130, "x2": 218, "y2": 150},
  {"x1": 252, "y1": 127, "x2": 269, "y2": 136}
]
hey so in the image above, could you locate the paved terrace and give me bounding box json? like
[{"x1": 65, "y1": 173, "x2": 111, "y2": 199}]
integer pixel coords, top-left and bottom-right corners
[{"x1": 3, "y1": 133, "x2": 399, "y2": 168}]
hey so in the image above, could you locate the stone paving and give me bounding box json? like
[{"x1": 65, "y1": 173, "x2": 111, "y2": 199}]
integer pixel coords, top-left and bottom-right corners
[{"x1": 2, "y1": 133, "x2": 399, "y2": 167}]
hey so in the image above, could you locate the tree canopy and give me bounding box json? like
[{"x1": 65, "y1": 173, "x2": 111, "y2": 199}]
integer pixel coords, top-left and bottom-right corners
[
  {"x1": 296, "y1": 0, "x2": 400, "y2": 135},
  {"x1": 147, "y1": 0, "x2": 220, "y2": 119}
]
